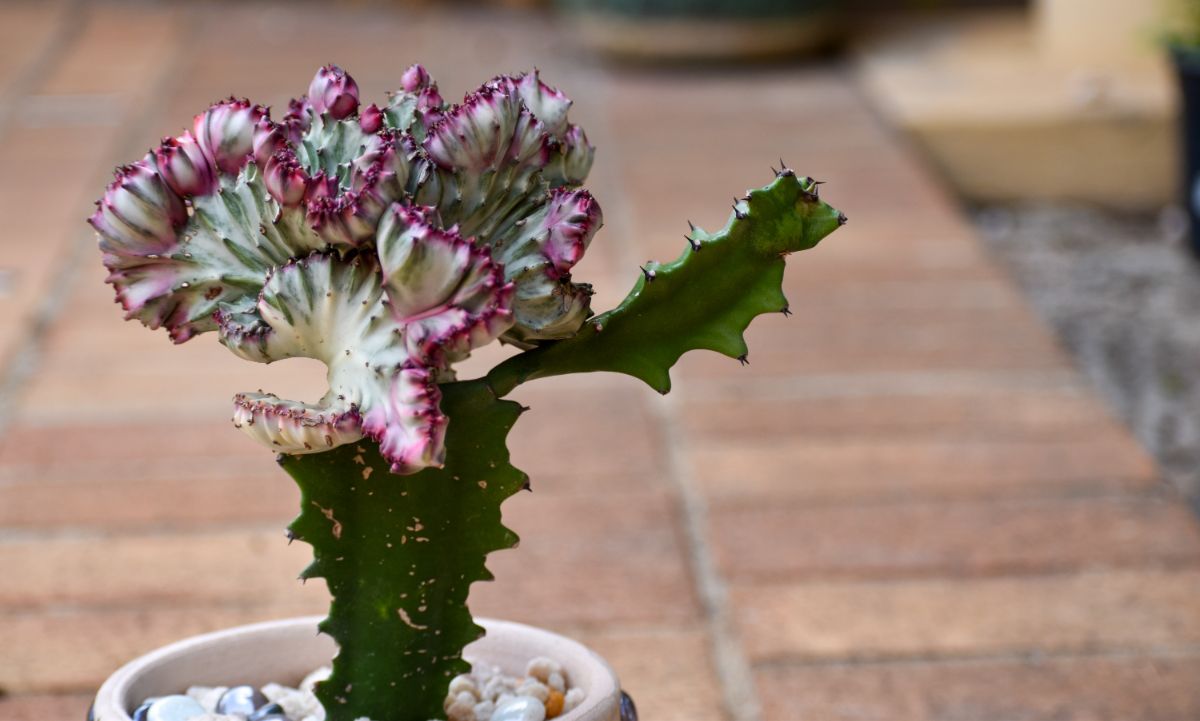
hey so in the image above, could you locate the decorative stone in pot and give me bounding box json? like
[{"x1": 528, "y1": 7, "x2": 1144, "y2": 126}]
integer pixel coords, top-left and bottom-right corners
[{"x1": 90, "y1": 617, "x2": 623, "y2": 721}]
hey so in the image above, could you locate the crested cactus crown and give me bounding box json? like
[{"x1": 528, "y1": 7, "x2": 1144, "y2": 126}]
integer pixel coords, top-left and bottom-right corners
[{"x1": 91, "y1": 64, "x2": 599, "y2": 474}]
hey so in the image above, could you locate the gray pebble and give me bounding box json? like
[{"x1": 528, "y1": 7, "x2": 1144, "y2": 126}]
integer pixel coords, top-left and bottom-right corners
[
  {"x1": 248, "y1": 702, "x2": 286, "y2": 721},
  {"x1": 619, "y1": 691, "x2": 639, "y2": 721},
  {"x1": 490, "y1": 695, "x2": 546, "y2": 721},
  {"x1": 145, "y1": 695, "x2": 207, "y2": 721},
  {"x1": 131, "y1": 701, "x2": 153, "y2": 721},
  {"x1": 217, "y1": 685, "x2": 264, "y2": 716}
]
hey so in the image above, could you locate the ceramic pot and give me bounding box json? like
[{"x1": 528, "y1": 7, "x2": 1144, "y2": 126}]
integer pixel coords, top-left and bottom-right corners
[
  {"x1": 90, "y1": 616, "x2": 626, "y2": 721},
  {"x1": 556, "y1": 0, "x2": 839, "y2": 62}
]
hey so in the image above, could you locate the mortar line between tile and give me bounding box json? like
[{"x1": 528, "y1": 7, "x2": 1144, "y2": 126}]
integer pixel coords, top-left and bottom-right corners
[
  {"x1": 654, "y1": 395, "x2": 768, "y2": 721},
  {"x1": 593, "y1": 85, "x2": 760, "y2": 721},
  {"x1": 750, "y1": 643, "x2": 1200, "y2": 671}
]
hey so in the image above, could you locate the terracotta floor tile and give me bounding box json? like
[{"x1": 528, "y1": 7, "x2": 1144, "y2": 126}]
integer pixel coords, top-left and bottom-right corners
[
  {"x1": 0, "y1": 472, "x2": 296, "y2": 531},
  {"x1": 710, "y1": 496, "x2": 1200, "y2": 582},
  {"x1": 474, "y1": 492, "x2": 701, "y2": 628},
  {"x1": 0, "y1": 694, "x2": 95, "y2": 721},
  {"x1": 1, "y1": 529, "x2": 319, "y2": 610},
  {"x1": 576, "y1": 627, "x2": 725, "y2": 721},
  {"x1": 678, "y1": 383, "x2": 1125, "y2": 443},
  {"x1": 0, "y1": 603, "x2": 324, "y2": 693},
  {"x1": 0, "y1": 3, "x2": 65, "y2": 94},
  {"x1": 674, "y1": 310, "x2": 1070, "y2": 379},
  {"x1": 505, "y1": 384, "x2": 670, "y2": 494},
  {"x1": 732, "y1": 570, "x2": 1200, "y2": 663},
  {"x1": 688, "y1": 436, "x2": 1157, "y2": 504},
  {"x1": 37, "y1": 5, "x2": 183, "y2": 97},
  {"x1": 756, "y1": 655, "x2": 1200, "y2": 721}
]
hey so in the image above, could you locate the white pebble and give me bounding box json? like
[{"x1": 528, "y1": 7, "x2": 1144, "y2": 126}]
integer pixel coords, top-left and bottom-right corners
[
  {"x1": 185, "y1": 686, "x2": 227, "y2": 713},
  {"x1": 449, "y1": 675, "x2": 480, "y2": 699},
  {"x1": 524, "y1": 657, "x2": 561, "y2": 684},
  {"x1": 562, "y1": 688, "x2": 585, "y2": 714},
  {"x1": 262, "y1": 684, "x2": 322, "y2": 721},
  {"x1": 301, "y1": 666, "x2": 332, "y2": 693},
  {"x1": 261, "y1": 683, "x2": 288, "y2": 703},
  {"x1": 445, "y1": 691, "x2": 476, "y2": 721},
  {"x1": 146, "y1": 695, "x2": 207, "y2": 721},
  {"x1": 483, "y1": 675, "x2": 516, "y2": 701},
  {"x1": 546, "y1": 672, "x2": 565, "y2": 694},
  {"x1": 490, "y1": 695, "x2": 546, "y2": 721},
  {"x1": 515, "y1": 679, "x2": 549, "y2": 703},
  {"x1": 472, "y1": 699, "x2": 495, "y2": 721}
]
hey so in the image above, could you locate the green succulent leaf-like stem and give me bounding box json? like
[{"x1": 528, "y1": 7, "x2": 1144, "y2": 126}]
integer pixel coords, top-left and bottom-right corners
[
  {"x1": 279, "y1": 171, "x2": 842, "y2": 721},
  {"x1": 485, "y1": 172, "x2": 844, "y2": 396},
  {"x1": 282, "y1": 380, "x2": 527, "y2": 721}
]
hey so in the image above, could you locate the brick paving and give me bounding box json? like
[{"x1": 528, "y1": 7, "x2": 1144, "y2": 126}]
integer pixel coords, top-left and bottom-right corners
[{"x1": 1, "y1": 3, "x2": 1198, "y2": 720}]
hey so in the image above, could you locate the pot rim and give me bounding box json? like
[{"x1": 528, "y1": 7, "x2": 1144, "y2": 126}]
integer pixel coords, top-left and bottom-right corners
[{"x1": 92, "y1": 615, "x2": 621, "y2": 721}]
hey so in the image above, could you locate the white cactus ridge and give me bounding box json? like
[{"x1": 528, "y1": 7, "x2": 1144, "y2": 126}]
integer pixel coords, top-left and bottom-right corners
[{"x1": 89, "y1": 64, "x2": 602, "y2": 474}]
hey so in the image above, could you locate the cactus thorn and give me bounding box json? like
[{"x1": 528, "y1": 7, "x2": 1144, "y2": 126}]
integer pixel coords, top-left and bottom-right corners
[
  {"x1": 640, "y1": 265, "x2": 656, "y2": 282},
  {"x1": 737, "y1": 353, "x2": 749, "y2": 366},
  {"x1": 275, "y1": 453, "x2": 287, "y2": 465},
  {"x1": 837, "y1": 211, "x2": 848, "y2": 226},
  {"x1": 686, "y1": 235, "x2": 701, "y2": 251},
  {"x1": 732, "y1": 199, "x2": 747, "y2": 220},
  {"x1": 687, "y1": 220, "x2": 696, "y2": 231},
  {"x1": 781, "y1": 306, "x2": 792, "y2": 317}
]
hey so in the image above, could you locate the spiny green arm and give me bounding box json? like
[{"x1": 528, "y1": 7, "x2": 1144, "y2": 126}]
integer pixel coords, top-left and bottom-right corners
[
  {"x1": 486, "y1": 172, "x2": 844, "y2": 396},
  {"x1": 281, "y1": 380, "x2": 528, "y2": 721}
]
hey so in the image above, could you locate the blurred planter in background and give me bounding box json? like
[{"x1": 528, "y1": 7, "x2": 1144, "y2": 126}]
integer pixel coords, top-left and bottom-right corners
[
  {"x1": 556, "y1": 0, "x2": 840, "y2": 62},
  {"x1": 1172, "y1": 46, "x2": 1200, "y2": 256},
  {"x1": 1168, "y1": 0, "x2": 1200, "y2": 255}
]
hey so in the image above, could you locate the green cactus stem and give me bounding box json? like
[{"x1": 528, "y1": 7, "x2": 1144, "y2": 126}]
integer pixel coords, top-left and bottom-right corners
[{"x1": 281, "y1": 380, "x2": 526, "y2": 721}]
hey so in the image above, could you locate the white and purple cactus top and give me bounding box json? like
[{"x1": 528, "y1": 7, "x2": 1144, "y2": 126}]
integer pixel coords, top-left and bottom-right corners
[{"x1": 90, "y1": 65, "x2": 600, "y2": 474}]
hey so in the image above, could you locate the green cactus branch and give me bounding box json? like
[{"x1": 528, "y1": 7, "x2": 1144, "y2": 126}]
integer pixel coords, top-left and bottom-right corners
[
  {"x1": 281, "y1": 380, "x2": 527, "y2": 721},
  {"x1": 485, "y1": 172, "x2": 844, "y2": 397},
  {"x1": 277, "y1": 172, "x2": 841, "y2": 721}
]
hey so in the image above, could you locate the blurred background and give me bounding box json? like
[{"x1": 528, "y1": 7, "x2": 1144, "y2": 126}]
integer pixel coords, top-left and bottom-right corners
[{"x1": 4, "y1": 0, "x2": 1200, "y2": 719}]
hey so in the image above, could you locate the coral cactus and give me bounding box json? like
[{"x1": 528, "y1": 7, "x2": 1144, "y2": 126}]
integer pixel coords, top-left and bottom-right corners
[{"x1": 90, "y1": 64, "x2": 843, "y2": 721}]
